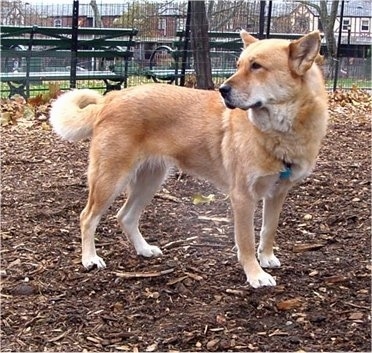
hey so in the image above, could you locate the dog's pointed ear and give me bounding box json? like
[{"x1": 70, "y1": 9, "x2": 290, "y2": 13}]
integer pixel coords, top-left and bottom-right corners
[
  {"x1": 240, "y1": 29, "x2": 258, "y2": 48},
  {"x1": 289, "y1": 31, "x2": 321, "y2": 75}
]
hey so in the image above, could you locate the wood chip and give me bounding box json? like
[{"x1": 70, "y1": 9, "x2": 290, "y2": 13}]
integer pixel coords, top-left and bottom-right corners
[
  {"x1": 86, "y1": 336, "x2": 103, "y2": 344},
  {"x1": 293, "y1": 243, "x2": 326, "y2": 253},
  {"x1": 198, "y1": 215, "x2": 230, "y2": 223},
  {"x1": 309, "y1": 270, "x2": 319, "y2": 277},
  {"x1": 349, "y1": 312, "x2": 364, "y2": 320},
  {"x1": 167, "y1": 275, "x2": 188, "y2": 286},
  {"x1": 226, "y1": 288, "x2": 245, "y2": 296},
  {"x1": 103, "y1": 331, "x2": 136, "y2": 339},
  {"x1": 324, "y1": 275, "x2": 349, "y2": 284},
  {"x1": 185, "y1": 272, "x2": 204, "y2": 281},
  {"x1": 113, "y1": 268, "x2": 174, "y2": 279},
  {"x1": 155, "y1": 193, "x2": 182, "y2": 203},
  {"x1": 268, "y1": 329, "x2": 289, "y2": 337},
  {"x1": 163, "y1": 236, "x2": 198, "y2": 249},
  {"x1": 47, "y1": 329, "x2": 72, "y2": 343}
]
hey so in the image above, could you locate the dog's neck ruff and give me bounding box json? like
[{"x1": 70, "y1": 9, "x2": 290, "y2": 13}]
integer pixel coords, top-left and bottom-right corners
[{"x1": 248, "y1": 103, "x2": 294, "y2": 133}]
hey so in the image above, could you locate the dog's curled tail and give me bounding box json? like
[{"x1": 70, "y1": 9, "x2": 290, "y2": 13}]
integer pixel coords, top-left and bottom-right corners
[{"x1": 49, "y1": 89, "x2": 103, "y2": 142}]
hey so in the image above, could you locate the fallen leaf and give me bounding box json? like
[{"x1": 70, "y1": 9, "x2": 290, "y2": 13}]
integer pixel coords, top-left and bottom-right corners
[
  {"x1": 47, "y1": 82, "x2": 62, "y2": 100},
  {"x1": 0, "y1": 112, "x2": 12, "y2": 126},
  {"x1": 216, "y1": 314, "x2": 226, "y2": 324},
  {"x1": 28, "y1": 94, "x2": 44, "y2": 107},
  {"x1": 41, "y1": 121, "x2": 51, "y2": 130},
  {"x1": 192, "y1": 193, "x2": 216, "y2": 205},
  {"x1": 277, "y1": 297, "x2": 303, "y2": 310},
  {"x1": 145, "y1": 343, "x2": 157, "y2": 352},
  {"x1": 206, "y1": 338, "x2": 220, "y2": 350}
]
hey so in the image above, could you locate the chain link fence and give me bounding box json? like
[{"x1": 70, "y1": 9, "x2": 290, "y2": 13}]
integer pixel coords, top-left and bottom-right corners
[{"x1": 1, "y1": 0, "x2": 371, "y2": 97}]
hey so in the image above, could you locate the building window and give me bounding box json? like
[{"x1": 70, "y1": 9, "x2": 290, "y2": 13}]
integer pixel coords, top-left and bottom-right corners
[
  {"x1": 54, "y1": 18, "x2": 62, "y2": 27},
  {"x1": 361, "y1": 19, "x2": 370, "y2": 31},
  {"x1": 342, "y1": 18, "x2": 350, "y2": 31},
  {"x1": 158, "y1": 18, "x2": 166, "y2": 31},
  {"x1": 176, "y1": 18, "x2": 186, "y2": 31}
]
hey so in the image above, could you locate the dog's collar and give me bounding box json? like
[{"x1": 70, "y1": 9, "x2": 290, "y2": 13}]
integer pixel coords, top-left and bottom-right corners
[{"x1": 280, "y1": 162, "x2": 292, "y2": 180}]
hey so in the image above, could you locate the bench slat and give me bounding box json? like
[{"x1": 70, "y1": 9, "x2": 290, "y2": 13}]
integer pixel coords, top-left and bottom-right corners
[
  {"x1": 1, "y1": 38, "x2": 136, "y2": 48},
  {"x1": 145, "y1": 68, "x2": 236, "y2": 80},
  {"x1": 0, "y1": 25, "x2": 138, "y2": 37},
  {"x1": 0, "y1": 71, "x2": 126, "y2": 83},
  {"x1": 1, "y1": 49, "x2": 134, "y2": 59}
]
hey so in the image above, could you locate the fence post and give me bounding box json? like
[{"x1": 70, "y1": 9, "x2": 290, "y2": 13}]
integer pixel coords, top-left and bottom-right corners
[
  {"x1": 266, "y1": 1, "x2": 272, "y2": 38},
  {"x1": 70, "y1": 0, "x2": 79, "y2": 89},
  {"x1": 258, "y1": 1, "x2": 266, "y2": 39},
  {"x1": 333, "y1": 0, "x2": 345, "y2": 91},
  {"x1": 180, "y1": 1, "x2": 192, "y2": 87},
  {"x1": 25, "y1": 26, "x2": 36, "y2": 98}
]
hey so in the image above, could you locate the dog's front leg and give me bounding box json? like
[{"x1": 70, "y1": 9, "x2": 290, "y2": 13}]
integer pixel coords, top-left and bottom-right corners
[
  {"x1": 258, "y1": 181, "x2": 291, "y2": 268},
  {"x1": 231, "y1": 190, "x2": 276, "y2": 288}
]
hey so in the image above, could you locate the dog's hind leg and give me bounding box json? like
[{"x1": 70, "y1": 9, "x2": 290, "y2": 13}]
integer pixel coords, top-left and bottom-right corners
[
  {"x1": 258, "y1": 181, "x2": 291, "y2": 268},
  {"x1": 117, "y1": 161, "x2": 168, "y2": 258},
  {"x1": 80, "y1": 161, "x2": 129, "y2": 270}
]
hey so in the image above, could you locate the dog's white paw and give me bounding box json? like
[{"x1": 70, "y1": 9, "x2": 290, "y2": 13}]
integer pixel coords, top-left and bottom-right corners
[
  {"x1": 136, "y1": 244, "x2": 163, "y2": 258},
  {"x1": 82, "y1": 255, "x2": 106, "y2": 270},
  {"x1": 258, "y1": 253, "x2": 281, "y2": 268},
  {"x1": 247, "y1": 270, "x2": 276, "y2": 288}
]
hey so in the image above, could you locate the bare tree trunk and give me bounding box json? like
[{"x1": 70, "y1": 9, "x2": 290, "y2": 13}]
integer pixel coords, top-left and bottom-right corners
[
  {"x1": 90, "y1": 0, "x2": 103, "y2": 28},
  {"x1": 190, "y1": 1, "x2": 214, "y2": 90},
  {"x1": 90, "y1": 0, "x2": 103, "y2": 70},
  {"x1": 297, "y1": 0, "x2": 339, "y2": 77},
  {"x1": 320, "y1": 0, "x2": 338, "y2": 57},
  {"x1": 319, "y1": 0, "x2": 339, "y2": 78}
]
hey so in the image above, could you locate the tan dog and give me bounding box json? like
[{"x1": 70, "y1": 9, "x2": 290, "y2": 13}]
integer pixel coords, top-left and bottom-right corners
[{"x1": 50, "y1": 30, "x2": 328, "y2": 288}]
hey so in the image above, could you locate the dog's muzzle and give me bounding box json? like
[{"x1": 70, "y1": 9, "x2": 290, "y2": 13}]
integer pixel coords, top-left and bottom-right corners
[
  {"x1": 219, "y1": 84, "x2": 231, "y2": 98},
  {"x1": 219, "y1": 84, "x2": 236, "y2": 109},
  {"x1": 219, "y1": 84, "x2": 263, "y2": 110}
]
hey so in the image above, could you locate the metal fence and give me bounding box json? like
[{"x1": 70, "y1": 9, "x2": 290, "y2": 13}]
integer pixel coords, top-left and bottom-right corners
[{"x1": 1, "y1": 0, "x2": 371, "y2": 97}]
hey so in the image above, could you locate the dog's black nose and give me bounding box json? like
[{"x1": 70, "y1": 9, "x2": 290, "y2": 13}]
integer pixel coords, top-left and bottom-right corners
[{"x1": 219, "y1": 84, "x2": 231, "y2": 97}]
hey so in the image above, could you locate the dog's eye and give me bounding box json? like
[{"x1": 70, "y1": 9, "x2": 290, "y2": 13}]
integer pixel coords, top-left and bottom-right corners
[{"x1": 251, "y1": 62, "x2": 262, "y2": 70}]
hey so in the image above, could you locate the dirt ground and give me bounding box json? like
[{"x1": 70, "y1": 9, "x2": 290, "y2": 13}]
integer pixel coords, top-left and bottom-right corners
[{"x1": 1, "y1": 89, "x2": 371, "y2": 352}]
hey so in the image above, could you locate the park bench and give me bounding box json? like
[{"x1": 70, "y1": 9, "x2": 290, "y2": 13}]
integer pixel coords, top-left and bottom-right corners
[
  {"x1": 145, "y1": 31, "x2": 242, "y2": 84},
  {"x1": 145, "y1": 31, "x2": 312, "y2": 85},
  {"x1": 0, "y1": 25, "x2": 138, "y2": 98}
]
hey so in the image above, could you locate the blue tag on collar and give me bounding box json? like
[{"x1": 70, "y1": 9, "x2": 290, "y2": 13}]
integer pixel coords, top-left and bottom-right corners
[{"x1": 280, "y1": 164, "x2": 292, "y2": 180}]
